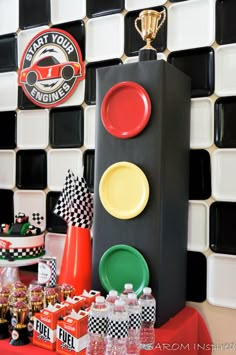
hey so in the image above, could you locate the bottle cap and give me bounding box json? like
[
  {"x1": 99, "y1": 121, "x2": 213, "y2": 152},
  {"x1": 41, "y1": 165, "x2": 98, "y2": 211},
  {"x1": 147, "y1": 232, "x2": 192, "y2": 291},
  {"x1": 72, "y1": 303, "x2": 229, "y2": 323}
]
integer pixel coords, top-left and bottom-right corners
[
  {"x1": 128, "y1": 293, "x2": 137, "y2": 300},
  {"x1": 108, "y1": 290, "x2": 118, "y2": 297},
  {"x1": 143, "y1": 287, "x2": 151, "y2": 294},
  {"x1": 95, "y1": 296, "x2": 105, "y2": 303},
  {"x1": 115, "y1": 299, "x2": 125, "y2": 306},
  {"x1": 124, "y1": 283, "x2": 133, "y2": 290}
]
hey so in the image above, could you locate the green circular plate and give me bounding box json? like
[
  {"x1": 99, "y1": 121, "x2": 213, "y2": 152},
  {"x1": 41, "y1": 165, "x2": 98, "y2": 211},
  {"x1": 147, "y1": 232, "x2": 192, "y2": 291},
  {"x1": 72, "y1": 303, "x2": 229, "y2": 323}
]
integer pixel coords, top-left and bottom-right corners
[{"x1": 99, "y1": 244, "x2": 150, "y2": 297}]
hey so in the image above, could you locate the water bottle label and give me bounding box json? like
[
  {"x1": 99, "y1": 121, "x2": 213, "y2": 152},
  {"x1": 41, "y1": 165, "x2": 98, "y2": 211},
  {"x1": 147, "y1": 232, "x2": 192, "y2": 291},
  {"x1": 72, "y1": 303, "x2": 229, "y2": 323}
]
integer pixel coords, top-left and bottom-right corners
[
  {"x1": 129, "y1": 313, "x2": 142, "y2": 329},
  {"x1": 107, "y1": 319, "x2": 129, "y2": 338},
  {"x1": 88, "y1": 315, "x2": 108, "y2": 335},
  {"x1": 141, "y1": 306, "x2": 155, "y2": 322}
]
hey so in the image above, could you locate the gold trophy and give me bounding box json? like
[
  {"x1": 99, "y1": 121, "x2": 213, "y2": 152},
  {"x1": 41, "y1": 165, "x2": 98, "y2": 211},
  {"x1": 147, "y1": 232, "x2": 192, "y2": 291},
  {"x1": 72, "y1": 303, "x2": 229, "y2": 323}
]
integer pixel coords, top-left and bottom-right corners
[
  {"x1": 9, "y1": 301, "x2": 30, "y2": 345},
  {"x1": 0, "y1": 297, "x2": 10, "y2": 339},
  {"x1": 135, "y1": 8, "x2": 166, "y2": 61},
  {"x1": 44, "y1": 287, "x2": 58, "y2": 307},
  {"x1": 60, "y1": 283, "x2": 75, "y2": 302}
]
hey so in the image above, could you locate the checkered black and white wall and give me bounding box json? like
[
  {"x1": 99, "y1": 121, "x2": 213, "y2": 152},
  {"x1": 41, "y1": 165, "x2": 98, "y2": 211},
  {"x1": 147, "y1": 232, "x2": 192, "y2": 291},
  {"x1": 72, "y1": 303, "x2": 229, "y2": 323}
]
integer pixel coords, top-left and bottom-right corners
[{"x1": 0, "y1": 0, "x2": 236, "y2": 345}]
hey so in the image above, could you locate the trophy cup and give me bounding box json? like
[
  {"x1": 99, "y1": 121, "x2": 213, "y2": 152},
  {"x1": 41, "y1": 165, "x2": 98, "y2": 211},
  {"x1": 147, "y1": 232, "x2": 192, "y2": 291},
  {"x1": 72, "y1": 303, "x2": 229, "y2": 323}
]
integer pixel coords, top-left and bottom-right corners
[
  {"x1": 9, "y1": 290, "x2": 27, "y2": 330},
  {"x1": 44, "y1": 287, "x2": 58, "y2": 307},
  {"x1": 0, "y1": 297, "x2": 10, "y2": 339},
  {"x1": 9, "y1": 301, "x2": 30, "y2": 346},
  {"x1": 28, "y1": 284, "x2": 44, "y2": 298},
  {"x1": 60, "y1": 283, "x2": 75, "y2": 301},
  {"x1": 135, "y1": 8, "x2": 166, "y2": 61}
]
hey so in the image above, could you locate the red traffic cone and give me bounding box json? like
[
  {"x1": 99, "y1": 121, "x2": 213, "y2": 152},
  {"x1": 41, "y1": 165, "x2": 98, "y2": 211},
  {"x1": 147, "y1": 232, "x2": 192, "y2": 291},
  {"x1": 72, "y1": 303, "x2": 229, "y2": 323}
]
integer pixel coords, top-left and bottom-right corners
[{"x1": 58, "y1": 225, "x2": 92, "y2": 294}]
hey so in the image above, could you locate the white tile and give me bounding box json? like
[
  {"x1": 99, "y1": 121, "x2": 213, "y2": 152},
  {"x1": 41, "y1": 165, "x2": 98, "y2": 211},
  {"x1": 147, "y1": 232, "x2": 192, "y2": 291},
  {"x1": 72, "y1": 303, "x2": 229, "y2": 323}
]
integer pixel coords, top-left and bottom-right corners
[
  {"x1": 17, "y1": 109, "x2": 49, "y2": 149},
  {"x1": 0, "y1": 150, "x2": 15, "y2": 189},
  {"x1": 18, "y1": 26, "x2": 49, "y2": 65},
  {"x1": 125, "y1": 0, "x2": 167, "y2": 11},
  {"x1": 212, "y1": 149, "x2": 236, "y2": 201},
  {"x1": 188, "y1": 201, "x2": 209, "y2": 252},
  {"x1": 0, "y1": 0, "x2": 19, "y2": 35},
  {"x1": 14, "y1": 190, "x2": 46, "y2": 231},
  {"x1": 207, "y1": 254, "x2": 236, "y2": 309},
  {"x1": 86, "y1": 14, "x2": 124, "y2": 62},
  {"x1": 47, "y1": 149, "x2": 83, "y2": 190},
  {"x1": 0, "y1": 72, "x2": 18, "y2": 111},
  {"x1": 190, "y1": 98, "x2": 213, "y2": 149},
  {"x1": 167, "y1": 0, "x2": 215, "y2": 51},
  {"x1": 51, "y1": 0, "x2": 86, "y2": 24},
  {"x1": 124, "y1": 53, "x2": 166, "y2": 64},
  {"x1": 84, "y1": 106, "x2": 96, "y2": 149},
  {"x1": 215, "y1": 44, "x2": 236, "y2": 97},
  {"x1": 45, "y1": 233, "x2": 66, "y2": 274}
]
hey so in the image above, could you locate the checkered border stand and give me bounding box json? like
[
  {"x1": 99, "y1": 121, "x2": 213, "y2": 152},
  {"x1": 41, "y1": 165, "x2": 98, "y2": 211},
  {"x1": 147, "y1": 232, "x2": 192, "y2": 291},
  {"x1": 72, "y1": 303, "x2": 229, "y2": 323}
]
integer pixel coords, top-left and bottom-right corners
[{"x1": 0, "y1": 245, "x2": 45, "y2": 260}]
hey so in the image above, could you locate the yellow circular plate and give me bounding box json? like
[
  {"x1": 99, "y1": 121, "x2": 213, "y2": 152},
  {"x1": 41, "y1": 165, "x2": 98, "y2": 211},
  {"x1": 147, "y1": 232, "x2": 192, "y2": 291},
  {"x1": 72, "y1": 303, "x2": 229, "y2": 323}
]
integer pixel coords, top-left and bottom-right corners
[{"x1": 99, "y1": 162, "x2": 149, "y2": 219}]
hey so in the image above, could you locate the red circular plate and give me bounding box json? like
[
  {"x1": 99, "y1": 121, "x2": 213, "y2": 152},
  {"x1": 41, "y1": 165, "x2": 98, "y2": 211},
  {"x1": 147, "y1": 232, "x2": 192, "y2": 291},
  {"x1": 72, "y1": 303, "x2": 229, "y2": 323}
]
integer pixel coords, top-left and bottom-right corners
[{"x1": 101, "y1": 81, "x2": 151, "y2": 139}]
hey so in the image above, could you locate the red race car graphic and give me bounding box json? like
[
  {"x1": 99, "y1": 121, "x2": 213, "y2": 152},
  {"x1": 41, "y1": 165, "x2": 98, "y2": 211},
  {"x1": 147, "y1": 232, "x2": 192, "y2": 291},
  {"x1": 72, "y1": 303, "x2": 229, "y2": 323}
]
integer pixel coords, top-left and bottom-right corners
[{"x1": 19, "y1": 56, "x2": 82, "y2": 86}]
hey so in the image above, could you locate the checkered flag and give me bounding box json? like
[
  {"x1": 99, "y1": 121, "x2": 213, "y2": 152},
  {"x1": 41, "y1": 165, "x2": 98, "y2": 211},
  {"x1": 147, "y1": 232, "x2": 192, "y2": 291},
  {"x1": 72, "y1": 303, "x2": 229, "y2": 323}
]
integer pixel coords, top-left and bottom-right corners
[
  {"x1": 107, "y1": 319, "x2": 129, "y2": 339},
  {"x1": 68, "y1": 176, "x2": 93, "y2": 228},
  {"x1": 53, "y1": 169, "x2": 93, "y2": 229},
  {"x1": 141, "y1": 306, "x2": 156, "y2": 322},
  {"x1": 53, "y1": 169, "x2": 76, "y2": 223},
  {"x1": 129, "y1": 313, "x2": 142, "y2": 330},
  {"x1": 88, "y1": 315, "x2": 108, "y2": 335}
]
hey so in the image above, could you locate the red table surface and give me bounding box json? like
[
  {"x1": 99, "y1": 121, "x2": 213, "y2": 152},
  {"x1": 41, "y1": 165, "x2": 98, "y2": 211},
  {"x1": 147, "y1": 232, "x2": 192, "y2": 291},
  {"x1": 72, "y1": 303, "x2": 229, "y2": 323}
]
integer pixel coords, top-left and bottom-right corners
[{"x1": 0, "y1": 273, "x2": 212, "y2": 355}]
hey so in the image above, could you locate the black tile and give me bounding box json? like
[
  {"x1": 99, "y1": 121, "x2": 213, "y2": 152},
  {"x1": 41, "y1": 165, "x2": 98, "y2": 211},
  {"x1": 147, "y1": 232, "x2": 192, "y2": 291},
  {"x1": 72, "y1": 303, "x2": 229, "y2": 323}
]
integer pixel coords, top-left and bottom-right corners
[
  {"x1": 46, "y1": 191, "x2": 67, "y2": 233},
  {"x1": 16, "y1": 150, "x2": 47, "y2": 189},
  {"x1": 0, "y1": 111, "x2": 16, "y2": 149},
  {"x1": 125, "y1": 6, "x2": 167, "y2": 56},
  {"x1": 0, "y1": 190, "x2": 14, "y2": 225},
  {"x1": 210, "y1": 202, "x2": 236, "y2": 254},
  {"x1": 215, "y1": 97, "x2": 236, "y2": 148},
  {"x1": 0, "y1": 34, "x2": 17, "y2": 73},
  {"x1": 216, "y1": 0, "x2": 236, "y2": 45},
  {"x1": 186, "y1": 251, "x2": 206, "y2": 302},
  {"x1": 50, "y1": 106, "x2": 84, "y2": 148},
  {"x1": 85, "y1": 59, "x2": 122, "y2": 105},
  {"x1": 18, "y1": 87, "x2": 42, "y2": 110},
  {"x1": 87, "y1": 0, "x2": 124, "y2": 18},
  {"x1": 51, "y1": 20, "x2": 85, "y2": 61},
  {"x1": 19, "y1": 0, "x2": 50, "y2": 29},
  {"x1": 168, "y1": 47, "x2": 215, "y2": 98},
  {"x1": 83, "y1": 149, "x2": 95, "y2": 193},
  {"x1": 189, "y1": 150, "x2": 211, "y2": 200}
]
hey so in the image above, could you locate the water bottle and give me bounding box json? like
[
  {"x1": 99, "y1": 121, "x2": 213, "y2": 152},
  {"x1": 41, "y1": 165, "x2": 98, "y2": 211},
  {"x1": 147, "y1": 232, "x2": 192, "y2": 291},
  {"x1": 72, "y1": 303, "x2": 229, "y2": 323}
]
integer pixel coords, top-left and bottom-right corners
[
  {"x1": 120, "y1": 283, "x2": 135, "y2": 302},
  {"x1": 86, "y1": 296, "x2": 109, "y2": 355},
  {"x1": 106, "y1": 299, "x2": 129, "y2": 355},
  {"x1": 105, "y1": 290, "x2": 119, "y2": 311},
  {"x1": 126, "y1": 293, "x2": 142, "y2": 355},
  {"x1": 139, "y1": 287, "x2": 156, "y2": 350}
]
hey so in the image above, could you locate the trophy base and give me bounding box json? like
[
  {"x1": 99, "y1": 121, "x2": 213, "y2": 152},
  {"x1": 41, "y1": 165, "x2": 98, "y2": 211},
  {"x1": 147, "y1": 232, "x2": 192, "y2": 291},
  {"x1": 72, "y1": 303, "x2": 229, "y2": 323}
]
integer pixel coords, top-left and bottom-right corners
[
  {"x1": 9, "y1": 327, "x2": 30, "y2": 346},
  {"x1": 139, "y1": 48, "x2": 157, "y2": 61},
  {"x1": 0, "y1": 321, "x2": 10, "y2": 339},
  {"x1": 27, "y1": 318, "x2": 34, "y2": 337}
]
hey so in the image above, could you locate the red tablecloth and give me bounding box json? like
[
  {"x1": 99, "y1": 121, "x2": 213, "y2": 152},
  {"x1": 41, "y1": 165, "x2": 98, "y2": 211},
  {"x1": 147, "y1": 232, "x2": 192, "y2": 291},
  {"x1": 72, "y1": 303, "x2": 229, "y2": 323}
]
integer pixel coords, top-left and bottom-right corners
[{"x1": 0, "y1": 273, "x2": 212, "y2": 354}]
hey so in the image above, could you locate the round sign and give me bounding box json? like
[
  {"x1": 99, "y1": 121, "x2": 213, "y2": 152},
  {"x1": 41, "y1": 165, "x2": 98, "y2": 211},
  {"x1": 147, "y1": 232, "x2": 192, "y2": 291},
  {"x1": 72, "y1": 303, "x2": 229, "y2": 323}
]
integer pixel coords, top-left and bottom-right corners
[
  {"x1": 99, "y1": 161, "x2": 150, "y2": 219},
  {"x1": 18, "y1": 28, "x2": 85, "y2": 108},
  {"x1": 99, "y1": 244, "x2": 150, "y2": 296},
  {"x1": 101, "y1": 81, "x2": 151, "y2": 138}
]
